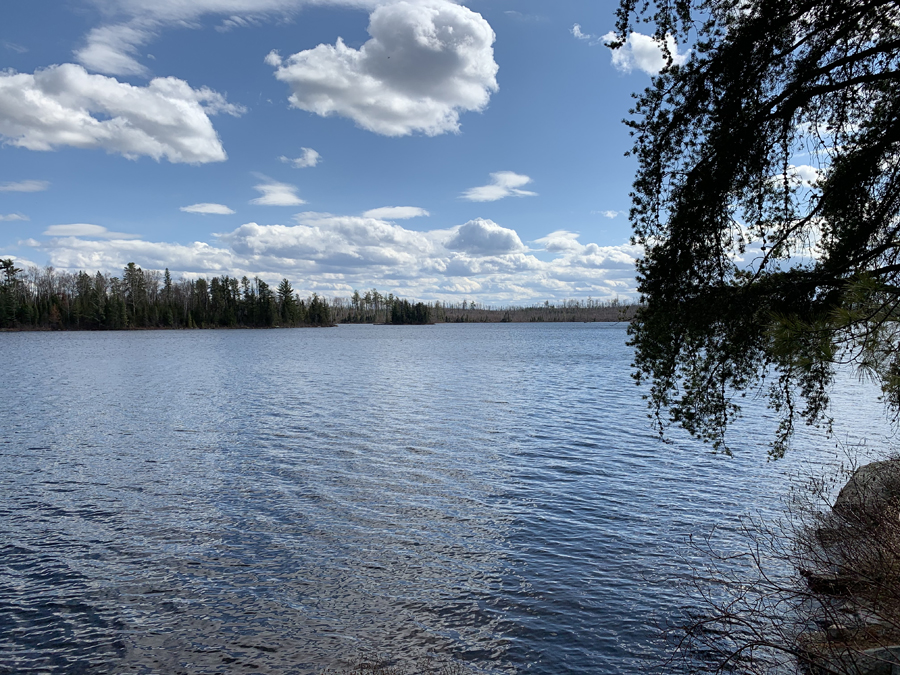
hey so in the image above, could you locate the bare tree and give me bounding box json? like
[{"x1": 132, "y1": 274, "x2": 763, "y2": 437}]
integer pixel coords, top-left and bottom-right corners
[{"x1": 662, "y1": 458, "x2": 900, "y2": 674}]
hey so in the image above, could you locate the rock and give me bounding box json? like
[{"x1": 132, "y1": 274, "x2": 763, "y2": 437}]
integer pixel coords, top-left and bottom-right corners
[
  {"x1": 799, "y1": 631, "x2": 900, "y2": 675},
  {"x1": 857, "y1": 645, "x2": 900, "y2": 675},
  {"x1": 834, "y1": 460, "x2": 900, "y2": 526},
  {"x1": 798, "y1": 459, "x2": 900, "y2": 673},
  {"x1": 800, "y1": 568, "x2": 856, "y2": 596}
]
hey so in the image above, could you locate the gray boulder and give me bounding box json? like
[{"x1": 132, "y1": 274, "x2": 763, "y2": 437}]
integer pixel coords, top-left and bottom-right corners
[{"x1": 834, "y1": 460, "x2": 900, "y2": 525}]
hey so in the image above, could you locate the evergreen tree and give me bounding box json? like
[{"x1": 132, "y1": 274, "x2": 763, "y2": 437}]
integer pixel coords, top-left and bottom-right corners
[
  {"x1": 122, "y1": 262, "x2": 148, "y2": 327},
  {"x1": 616, "y1": 0, "x2": 900, "y2": 455},
  {"x1": 0, "y1": 258, "x2": 21, "y2": 328},
  {"x1": 256, "y1": 278, "x2": 275, "y2": 327},
  {"x1": 277, "y1": 278, "x2": 297, "y2": 325},
  {"x1": 307, "y1": 292, "x2": 332, "y2": 326}
]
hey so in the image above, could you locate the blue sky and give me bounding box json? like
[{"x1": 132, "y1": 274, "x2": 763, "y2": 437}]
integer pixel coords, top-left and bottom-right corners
[{"x1": 0, "y1": 0, "x2": 685, "y2": 304}]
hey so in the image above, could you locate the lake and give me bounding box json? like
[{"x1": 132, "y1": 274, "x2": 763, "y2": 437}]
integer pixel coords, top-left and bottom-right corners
[{"x1": 0, "y1": 323, "x2": 891, "y2": 674}]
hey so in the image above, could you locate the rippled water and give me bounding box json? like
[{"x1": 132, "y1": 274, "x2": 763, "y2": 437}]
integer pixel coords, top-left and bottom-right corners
[{"x1": 0, "y1": 324, "x2": 892, "y2": 674}]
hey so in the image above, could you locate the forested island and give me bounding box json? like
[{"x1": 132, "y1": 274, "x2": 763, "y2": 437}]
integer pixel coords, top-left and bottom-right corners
[{"x1": 0, "y1": 259, "x2": 636, "y2": 331}]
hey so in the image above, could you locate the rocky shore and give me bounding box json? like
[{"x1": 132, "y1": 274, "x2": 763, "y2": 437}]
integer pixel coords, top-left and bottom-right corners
[{"x1": 798, "y1": 460, "x2": 900, "y2": 674}]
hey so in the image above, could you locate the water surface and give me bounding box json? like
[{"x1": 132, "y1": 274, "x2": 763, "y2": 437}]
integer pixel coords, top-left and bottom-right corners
[{"x1": 0, "y1": 324, "x2": 891, "y2": 673}]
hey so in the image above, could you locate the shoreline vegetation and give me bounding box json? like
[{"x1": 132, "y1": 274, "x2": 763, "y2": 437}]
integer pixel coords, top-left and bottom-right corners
[{"x1": 0, "y1": 259, "x2": 637, "y2": 331}]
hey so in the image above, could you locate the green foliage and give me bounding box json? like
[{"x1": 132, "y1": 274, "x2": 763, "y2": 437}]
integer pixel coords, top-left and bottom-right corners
[
  {"x1": 0, "y1": 263, "x2": 333, "y2": 331},
  {"x1": 0, "y1": 263, "x2": 630, "y2": 333},
  {"x1": 276, "y1": 277, "x2": 296, "y2": 325},
  {"x1": 0, "y1": 258, "x2": 21, "y2": 329},
  {"x1": 618, "y1": 0, "x2": 900, "y2": 455},
  {"x1": 306, "y1": 293, "x2": 332, "y2": 326},
  {"x1": 389, "y1": 298, "x2": 432, "y2": 325}
]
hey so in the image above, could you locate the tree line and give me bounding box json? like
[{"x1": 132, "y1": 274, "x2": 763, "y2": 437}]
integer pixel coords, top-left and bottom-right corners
[
  {"x1": 325, "y1": 291, "x2": 635, "y2": 324},
  {"x1": 0, "y1": 260, "x2": 333, "y2": 330},
  {"x1": 0, "y1": 260, "x2": 636, "y2": 331}
]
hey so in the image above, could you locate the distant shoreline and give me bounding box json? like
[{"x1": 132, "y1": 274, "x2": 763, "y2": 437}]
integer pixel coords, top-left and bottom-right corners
[
  {"x1": 0, "y1": 259, "x2": 639, "y2": 332},
  {"x1": 0, "y1": 313, "x2": 637, "y2": 333}
]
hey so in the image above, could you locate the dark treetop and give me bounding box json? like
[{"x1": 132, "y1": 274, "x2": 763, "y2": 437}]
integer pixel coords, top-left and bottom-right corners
[
  {"x1": 0, "y1": 261, "x2": 334, "y2": 330},
  {"x1": 617, "y1": 0, "x2": 900, "y2": 456}
]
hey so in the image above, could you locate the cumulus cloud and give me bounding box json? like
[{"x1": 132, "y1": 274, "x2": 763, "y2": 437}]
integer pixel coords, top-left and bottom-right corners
[
  {"x1": 445, "y1": 218, "x2": 525, "y2": 256},
  {"x1": 0, "y1": 180, "x2": 49, "y2": 192},
  {"x1": 280, "y1": 147, "x2": 321, "y2": 168},
  {"x1": 269, "y1": 0, "x2": 499, "y2": 136},
  {"x1": 534, "y1": 230, "x2": 583, "y2": 253},
  {"x1": 250, "y1": 179, "x2": 306, "y2": 206},
  {"x1": 0, "y1": 64, "x2": 243, "y2": 163},
  {"x1": 29, "y1": 207, "x2": 641, "y2": 303},
  {"x1": 462, "y1": 171, "x2": 537, "y2": 202},
  {"x1": 218, "y1": 214, "x2": 440, "y2": 270},
  {"x1": 43, "y1": 223, "x2": 140, "y2": 239},
  {"x1": 35, "y1": 236, "x2": 240, "y2": 275},
  {"x1": 0, "y1": 255, "x2": 40, "y2": 273},
  {"x1": 534, "y1": 230, "x2": 642, "y2": 270},
  {"x1": 181, "y1": 203, "x2": 236, "y2": 215},
  {"x1": 602, "y1": 31, "x2": 689, "y2": 75},
  {"x1": 363, "y1": 206, "x2": 429, "y2": 220},
  {"x1": 0, "y1": 213, "x2": 29, "y2": 221}
]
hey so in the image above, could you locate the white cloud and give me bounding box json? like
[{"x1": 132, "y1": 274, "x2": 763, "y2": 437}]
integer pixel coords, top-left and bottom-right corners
[
  {"x1": 34, "y1": 236, "x2": 240, "y2": 275},
  {"x1": 181, "y1": 203, "x2": 236, "y2": 215},
  {"x1": 0, "y1": 180, "x2": 49, "y2": 192},
  {"x1": 250, "y1": 179, "x2": 306, "y2": 206},
  {"x1": 462, "y1": 171, "x2": 537, "y2": 202},
  {"x1": 571, "y1": 23, "x2": 605, "y2": 45},
  {"x1": 536, "y1": 231, "x2": 641, "y2": 270},
  {"x1": 29, "y1": 209, "x2": 641, "y2": 303},
  {"x1": 363, "y1": 206, "x2": 429, "y2": 220},
  {"x1": 84, "y1": 0, "x2": 377, "y2": 22},
  {"x1": 534, "y1": 230, "x2": 641, "y2": 271},
  {"x1": 0, "y1": 213, "x2": 29, "y2": 221},
  {"x1": 789, "y1": 164, "x2": 822, "y2": 187},
  {"x1": 76, "y1": 22, "x2": 157, "y2": 77},
  {"x1": 218, "y1": 214, "x2": 441, "y2": 270},
  {"x1": 0, "y1": 64, "x2": 243, "y2": 163},
  {"x1": 445, "y1": 218, "x2": 525, "y2": 256},
  {"x1": 217, "y1": 15, "x2": 263, "y2": 33},
  {"x1": 534, "y1": 230, "x2": 583, "y2": 253},
  {"x1": 602, "y1": 31, "x2": 689, "y2": 75},
  {"x1": 3, "y1": 41, "x2": 28, "y2": 54},
  {"x1": 594, "y1": 210, "x2": 621, "y2": 219},
  {"x1": 280, "y1": 147, "x2": 321, "y2": 168},
  {"x1": 269, "y1": 0, "x2": 499, "y2": 136},
  {"x1": 572, "y1": 24, "x2": 591, "y2": 41},
  {"x1": 765, "y1": 164, "x2": 824, "y2": 192},
  {"x1": 264, "y1": 50, "x2": 284, "y2": 68},
  {"x1": 0, "y1": 255, "x2": 40, "y2": 272},
  {"x1": 43, "y1": 223, "x2": 140, "y2": 239},
  {"x1": 73, "y1": 1, "x2": 382, "y2": 76},
  {"x1": 504, "y1": 11, "x2": 544, "y2": 22}
]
